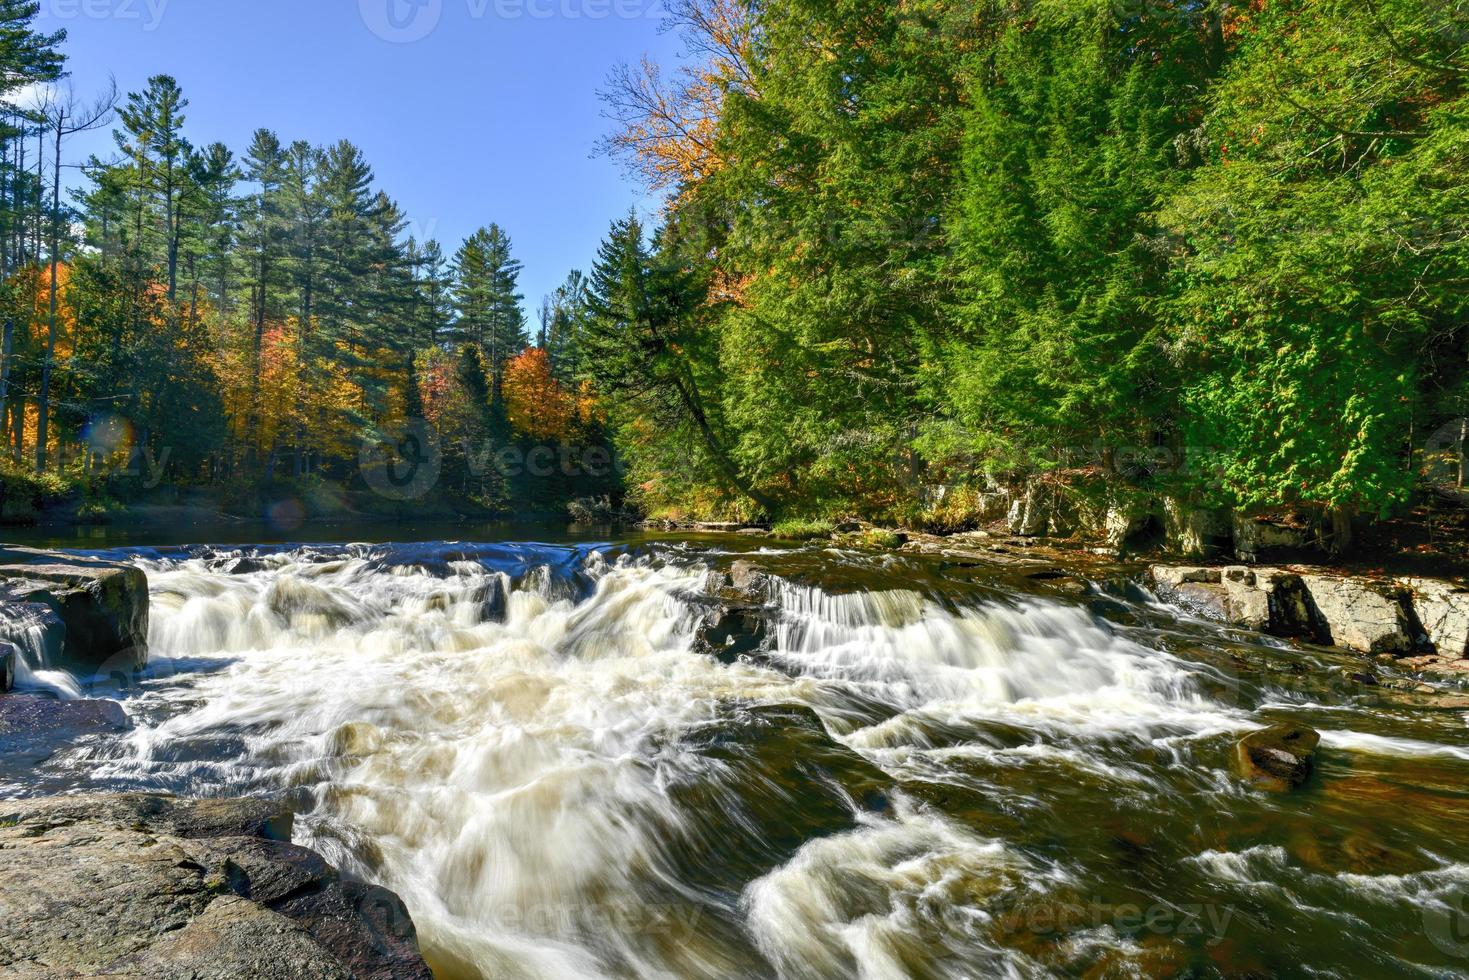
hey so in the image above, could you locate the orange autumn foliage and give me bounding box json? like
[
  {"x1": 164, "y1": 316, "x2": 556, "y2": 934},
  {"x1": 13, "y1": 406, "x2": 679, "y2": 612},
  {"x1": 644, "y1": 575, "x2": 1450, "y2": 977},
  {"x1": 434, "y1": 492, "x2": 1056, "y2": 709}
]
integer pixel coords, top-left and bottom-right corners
[
  {"x1": 503, "y1": 348, "x2": 574, "y2": 442},
  {"x1": 30, "y1": 262, "x2": 77, "y2": 359},
  {"x1": 211, "y1": 316, "x2": 364, "y2": 460},
  {"x1": 602, "y1": 0, "x2": 756, "y2": 196}
]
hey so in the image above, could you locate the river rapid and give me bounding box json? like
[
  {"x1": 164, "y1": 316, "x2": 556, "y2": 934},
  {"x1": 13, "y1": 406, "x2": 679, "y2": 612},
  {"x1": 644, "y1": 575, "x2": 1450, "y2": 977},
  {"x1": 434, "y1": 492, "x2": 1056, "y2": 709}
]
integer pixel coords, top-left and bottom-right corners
[{"x1": 8, "y1": 532, "x2": 1469, "y2": 979}]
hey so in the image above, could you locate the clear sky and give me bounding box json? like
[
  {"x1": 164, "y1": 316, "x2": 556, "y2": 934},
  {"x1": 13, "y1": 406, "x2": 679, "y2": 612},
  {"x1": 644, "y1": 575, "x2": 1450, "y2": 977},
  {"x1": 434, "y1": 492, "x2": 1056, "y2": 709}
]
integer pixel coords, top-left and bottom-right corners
[{"x1": 34, "y1": 0, "x2": 680, "y2": 320}]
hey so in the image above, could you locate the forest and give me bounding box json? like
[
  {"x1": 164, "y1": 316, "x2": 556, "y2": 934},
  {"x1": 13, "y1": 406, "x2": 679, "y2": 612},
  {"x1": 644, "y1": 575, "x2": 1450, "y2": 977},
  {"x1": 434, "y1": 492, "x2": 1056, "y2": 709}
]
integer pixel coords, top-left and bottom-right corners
[{"x1": 0, "y1": 0, "x2": 1463, "y2": 540}]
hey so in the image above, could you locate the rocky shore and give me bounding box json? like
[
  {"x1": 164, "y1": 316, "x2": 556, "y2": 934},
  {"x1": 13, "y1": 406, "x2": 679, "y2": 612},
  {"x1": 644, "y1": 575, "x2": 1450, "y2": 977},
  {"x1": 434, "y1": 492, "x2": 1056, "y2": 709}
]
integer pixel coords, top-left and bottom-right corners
[
  {"x1": 0, "y1": 545, "x2": 435, "y2": 979},
  {"x1": 1148, "y1": 564, "x2": 1469, "y2": 673},
  {"x1": 0, "y1": 794, "x2": 431, "y2": 978},
  {"x1": 661, "y1": 506, "x2": 1469, "y2": 680}
]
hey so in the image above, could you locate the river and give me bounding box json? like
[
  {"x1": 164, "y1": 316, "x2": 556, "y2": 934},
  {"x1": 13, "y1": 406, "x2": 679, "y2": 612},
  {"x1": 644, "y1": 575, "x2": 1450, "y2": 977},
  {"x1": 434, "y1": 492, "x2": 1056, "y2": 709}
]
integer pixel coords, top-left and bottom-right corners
[{"x1": 5, "y1": 526, "x2": 1469, "y2": 978}]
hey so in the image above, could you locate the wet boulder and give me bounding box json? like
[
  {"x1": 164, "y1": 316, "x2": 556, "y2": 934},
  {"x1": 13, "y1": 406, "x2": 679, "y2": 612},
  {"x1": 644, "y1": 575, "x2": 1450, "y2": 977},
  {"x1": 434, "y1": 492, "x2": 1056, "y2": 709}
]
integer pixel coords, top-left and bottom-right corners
[
  {"x1": 0, "y1": 549, "x2": 149, "y2": 674},
  {"x1": 704, "y1": 560, "x2": 774, "y2": 605},
  {"x1": 1151, "y1": 566, "x2": 1222, "y2": 589},
  {"x1": 695, "y1": 563, "x2": 776, "y2": 664},
  {"x1": 1236, "y1": 724, "x2": 1321, "y2": 791},
  {"x1": 0, "y1": 793, "x2": 432, "y2": 980},
  {"x1": 695, "y1": 605, "x2": 769, "y2": 664},
  {"x1": 729, "y1": 560, "x2": 772, "y2": 600},
  {"x1": 0, "y1": 641, "x2": 12, "y2": 692},
  {"x1": 478, "y1": 573, "x2": 510, "y2": 623},
  {"x1": 0, "y1": 589, "x2": 66, "y2": 671},
  {"x1": 219, "y1": 555, "x2": 272, "y2": 575},
  {"x1": 1150, "y1": 566, "x2": 1313, "y2": 636}
]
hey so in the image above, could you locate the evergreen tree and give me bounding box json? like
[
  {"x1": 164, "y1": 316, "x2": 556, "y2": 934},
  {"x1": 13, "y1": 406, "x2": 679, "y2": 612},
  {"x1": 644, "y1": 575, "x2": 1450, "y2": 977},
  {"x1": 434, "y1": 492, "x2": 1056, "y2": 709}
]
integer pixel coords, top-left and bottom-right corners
[
  {"x1": 584, "y1": 212, "x2": 771, "y2": 512},
  {"x1": 451, "y1": 223, "x2": 526, "y2": 386}
]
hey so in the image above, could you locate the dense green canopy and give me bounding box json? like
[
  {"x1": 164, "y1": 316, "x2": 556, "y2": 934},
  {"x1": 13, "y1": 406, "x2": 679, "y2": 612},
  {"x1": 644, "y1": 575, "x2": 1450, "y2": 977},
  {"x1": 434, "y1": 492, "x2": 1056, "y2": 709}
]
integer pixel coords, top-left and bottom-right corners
[{"x1": 590, "y1": 0, "x2": 1468, "y2": 526}]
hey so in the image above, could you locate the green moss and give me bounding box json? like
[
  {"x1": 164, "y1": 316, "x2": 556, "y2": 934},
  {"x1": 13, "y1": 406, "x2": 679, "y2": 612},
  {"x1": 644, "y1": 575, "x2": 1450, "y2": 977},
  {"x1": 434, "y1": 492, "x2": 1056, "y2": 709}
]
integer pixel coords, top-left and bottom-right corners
[
  {"x1": 859, "y1": 528, "x2": 904, "y2": 549},
  {"x1": 772, "y1": 519, "x2": 837, "y2": 541}
]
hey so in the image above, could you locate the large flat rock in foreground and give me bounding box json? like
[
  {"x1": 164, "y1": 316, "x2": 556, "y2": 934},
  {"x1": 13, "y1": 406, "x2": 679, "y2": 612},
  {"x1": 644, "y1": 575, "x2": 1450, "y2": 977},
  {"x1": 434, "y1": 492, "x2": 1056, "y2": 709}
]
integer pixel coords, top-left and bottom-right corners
[{"x1": 0, "y1": 793, "x2": 432, "y2": 979}]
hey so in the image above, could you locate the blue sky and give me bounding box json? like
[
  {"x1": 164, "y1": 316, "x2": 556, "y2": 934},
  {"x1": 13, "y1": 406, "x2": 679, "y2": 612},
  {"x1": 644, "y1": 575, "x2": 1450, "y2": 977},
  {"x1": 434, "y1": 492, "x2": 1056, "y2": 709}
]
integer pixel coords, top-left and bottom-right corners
[{"x1": 34, "y1": 0, "x2": 680, "y2": 320}]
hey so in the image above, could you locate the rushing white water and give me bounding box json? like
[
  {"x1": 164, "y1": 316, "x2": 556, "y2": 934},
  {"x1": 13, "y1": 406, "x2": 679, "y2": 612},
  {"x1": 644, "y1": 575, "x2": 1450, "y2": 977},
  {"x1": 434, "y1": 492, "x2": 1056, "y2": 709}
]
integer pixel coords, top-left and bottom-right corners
[
  {"x1": 0, "y1": 601, "x2": 83, "y2": 699},
  {"x1": 22, "y1": 540, "x2": 1469, "y2": 978}
]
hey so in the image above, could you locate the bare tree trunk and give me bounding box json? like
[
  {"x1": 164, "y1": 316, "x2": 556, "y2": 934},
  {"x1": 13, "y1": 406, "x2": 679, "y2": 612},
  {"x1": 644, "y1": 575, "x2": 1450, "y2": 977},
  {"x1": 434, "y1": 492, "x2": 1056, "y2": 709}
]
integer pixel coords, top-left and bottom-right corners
[
  {"x1": 15, "y1": 133, "x2": 25, "y2": 267},
  {"x1": 0, "y1": 133, "x2": 9, "y2": 282},
  {"x1": 1324, "y1": 505, "x2": 1354, "y2": 556},
  {"x1": 12, "y1": 400, "x2": 24, "y2": 464},
  {"x1": 33, "y1": 127, "x2": 42, "y2": 266}
]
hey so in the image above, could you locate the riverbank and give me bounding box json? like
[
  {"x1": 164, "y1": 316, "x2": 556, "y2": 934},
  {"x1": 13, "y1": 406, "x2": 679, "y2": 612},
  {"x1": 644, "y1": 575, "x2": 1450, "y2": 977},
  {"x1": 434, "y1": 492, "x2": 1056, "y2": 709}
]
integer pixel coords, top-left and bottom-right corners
[{"x1": 654, "y1": 517, "x2": 1469, "y2": 683}]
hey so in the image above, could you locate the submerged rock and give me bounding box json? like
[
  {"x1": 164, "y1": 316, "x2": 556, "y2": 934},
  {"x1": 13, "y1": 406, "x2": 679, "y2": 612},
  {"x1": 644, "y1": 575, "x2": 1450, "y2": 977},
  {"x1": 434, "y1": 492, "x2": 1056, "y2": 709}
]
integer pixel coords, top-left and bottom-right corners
[
  {"x1": 0, "y1": 793, "x2": 432, "y2": 979},
  {"x1": 1236, "y1": 724, "x2": 1321, "y2": 791},
  {"x1": 673, "y1": 703, "x2": 893, "y2": 886},
  {"x1": 0, "y1": 694, "x2": 131, "y2": 767}
]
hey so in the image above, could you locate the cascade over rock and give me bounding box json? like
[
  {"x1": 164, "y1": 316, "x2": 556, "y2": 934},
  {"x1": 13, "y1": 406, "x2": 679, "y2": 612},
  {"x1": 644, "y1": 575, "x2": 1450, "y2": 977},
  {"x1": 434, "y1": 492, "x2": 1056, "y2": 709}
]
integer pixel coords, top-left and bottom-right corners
[{"x1": 0, "y1": 546, "x2": 149, "y2": 674}]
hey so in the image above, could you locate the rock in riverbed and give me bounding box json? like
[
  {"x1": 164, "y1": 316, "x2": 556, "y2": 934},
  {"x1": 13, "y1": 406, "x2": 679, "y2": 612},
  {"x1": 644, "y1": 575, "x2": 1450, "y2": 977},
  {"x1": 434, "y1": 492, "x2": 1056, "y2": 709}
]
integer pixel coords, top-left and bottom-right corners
[
  {"x1": 0, "y1": 546, "x2": 149, "y2": 674},
  {"x1": 0, "y1": 793, "x2": 432, "y2": 979},
  {"x1": 1150, "y1": 566, "x2": 1313, "y2": 636},
  {"x1": 0, "y1": 694, "x2": 131, "y2": 767},
  {"x1": 1398, "y1": 577, "x2": 1469, "y2": 661},
  {"x1": 1150, "y1": 565, "x2": 1441, "y2": 658},
  {"x1": 1236, "y1": 724, "x2": 1321, "y2": 792},
  {"x1": 694, "y1": 562, "x2": 776, "y2": 664}
]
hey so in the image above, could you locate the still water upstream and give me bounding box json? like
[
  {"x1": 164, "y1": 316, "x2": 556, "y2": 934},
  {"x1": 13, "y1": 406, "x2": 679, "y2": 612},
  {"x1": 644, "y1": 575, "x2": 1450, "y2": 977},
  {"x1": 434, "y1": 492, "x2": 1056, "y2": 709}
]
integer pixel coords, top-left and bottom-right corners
[{"x1": 5, "y1": 526, "x2": 1469, "y2": 978}]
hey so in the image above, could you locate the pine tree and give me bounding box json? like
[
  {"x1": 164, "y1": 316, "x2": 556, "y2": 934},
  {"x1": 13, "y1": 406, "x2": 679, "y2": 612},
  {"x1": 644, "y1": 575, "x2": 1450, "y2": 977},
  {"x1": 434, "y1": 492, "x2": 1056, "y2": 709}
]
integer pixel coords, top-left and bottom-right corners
[
  {"x1": 451, "y1": 223, "x2": 525, "y2": 387},
  {"x1": 584, "y1": 212, "x2": 771, "y2": 512}
]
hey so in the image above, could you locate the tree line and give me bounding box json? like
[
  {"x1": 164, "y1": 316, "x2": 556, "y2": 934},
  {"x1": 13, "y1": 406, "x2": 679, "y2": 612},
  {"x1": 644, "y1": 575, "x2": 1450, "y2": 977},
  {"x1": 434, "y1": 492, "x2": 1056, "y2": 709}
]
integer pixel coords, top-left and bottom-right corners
[
  {"x1": 0, "y1": 0, "x2": 1462, "y2": 534},
  {"x1": 0, "y1": 0, "x2": 615, "y2": 517}
]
